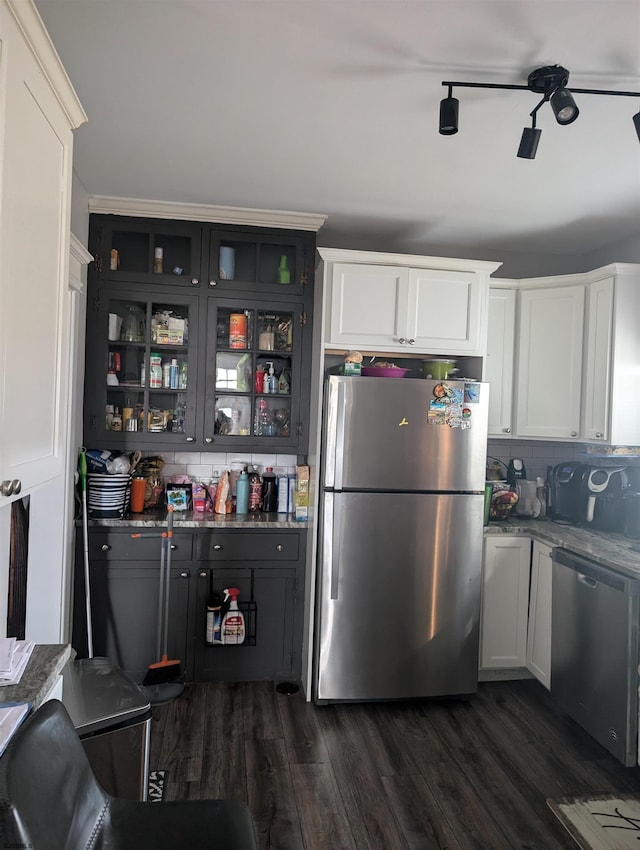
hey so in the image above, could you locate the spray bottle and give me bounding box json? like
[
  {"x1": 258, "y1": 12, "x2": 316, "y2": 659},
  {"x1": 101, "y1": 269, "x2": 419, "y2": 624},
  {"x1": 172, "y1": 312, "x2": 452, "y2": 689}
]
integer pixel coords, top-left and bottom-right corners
[{"x1": 221, "y1": 587, "x2": 245, "y2": 645}]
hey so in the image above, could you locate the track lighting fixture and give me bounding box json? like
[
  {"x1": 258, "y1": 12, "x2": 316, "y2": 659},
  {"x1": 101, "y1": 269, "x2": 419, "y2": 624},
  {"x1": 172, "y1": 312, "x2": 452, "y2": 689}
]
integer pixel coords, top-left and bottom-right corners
[{"x1": 439, "y1": 64, "x2": 640, "y2": 159}]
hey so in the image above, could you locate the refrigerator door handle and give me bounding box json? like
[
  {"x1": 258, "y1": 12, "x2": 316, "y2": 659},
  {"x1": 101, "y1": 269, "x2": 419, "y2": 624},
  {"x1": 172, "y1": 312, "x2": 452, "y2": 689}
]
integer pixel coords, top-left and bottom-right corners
[
  {"x1": 333, "y1": 381, "x2": 346, "y2": 491},
  {"x1": 322, "y1": 493, "x2": 341, "y2": 600}
]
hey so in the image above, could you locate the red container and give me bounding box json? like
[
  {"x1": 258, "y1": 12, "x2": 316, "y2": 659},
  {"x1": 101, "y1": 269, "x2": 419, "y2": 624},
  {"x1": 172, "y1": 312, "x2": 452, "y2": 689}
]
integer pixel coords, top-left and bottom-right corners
[{"x1": 229, "y1": 313, "x2": 247, "y2": 349}]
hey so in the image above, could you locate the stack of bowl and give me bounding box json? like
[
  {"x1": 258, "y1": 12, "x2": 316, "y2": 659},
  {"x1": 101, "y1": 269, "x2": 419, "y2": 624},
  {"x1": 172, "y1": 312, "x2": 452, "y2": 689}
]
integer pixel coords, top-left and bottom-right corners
[{"x1": 87, "y1": 473, "x2": 131, "y2": 518}]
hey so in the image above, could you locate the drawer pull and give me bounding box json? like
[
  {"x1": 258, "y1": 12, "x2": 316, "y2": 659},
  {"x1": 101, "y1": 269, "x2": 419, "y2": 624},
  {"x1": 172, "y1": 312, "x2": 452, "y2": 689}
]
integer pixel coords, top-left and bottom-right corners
[
  {"x1": 101, "y1": 544, "x2": 111, "y2": 552},
  {"x1": 276, "y1": 544, "x2": 283, "y2": 552},
  {"x1": 180, "y1": 571, "x2": 189, "y2": 578},
  {"x1": 170, "y1": 544, "x2": 178, "y2": 551},
  {"x1": 213, "y1": 544, "x2": 223, "y2": 551},
  {"x1": 199, "y1": 570, "x2": 207, "y2": 578}
]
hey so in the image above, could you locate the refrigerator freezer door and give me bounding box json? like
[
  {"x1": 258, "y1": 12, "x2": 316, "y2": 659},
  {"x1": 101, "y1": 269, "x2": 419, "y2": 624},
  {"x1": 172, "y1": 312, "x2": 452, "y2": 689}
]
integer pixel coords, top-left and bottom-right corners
[
  {"x1": 315, "y1": 491, "x2": 483, "y2": 702},
  {"x1": 323, "y1": 376, "x2": 488, "y2": 493}
]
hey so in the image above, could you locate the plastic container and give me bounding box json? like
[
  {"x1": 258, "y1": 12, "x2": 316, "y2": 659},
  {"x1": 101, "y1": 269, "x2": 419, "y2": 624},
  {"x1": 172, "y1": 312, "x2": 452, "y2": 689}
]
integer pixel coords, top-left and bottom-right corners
[
  {"x1": 361, "y1": 366, "x2": 409, "y2": 378},
  {"x1": 261, "y1": 467, "x2": 277, "y2": 513},
  {"x1": 277, "y1": 472, "x2": 289, "y2": 513}
]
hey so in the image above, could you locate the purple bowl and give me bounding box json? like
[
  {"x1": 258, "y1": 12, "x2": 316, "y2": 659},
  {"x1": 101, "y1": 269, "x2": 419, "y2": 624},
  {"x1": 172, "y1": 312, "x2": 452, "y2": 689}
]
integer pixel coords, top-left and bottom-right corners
[{"x1": 361, "y1": 366, "x2": 409, "y2": 378}]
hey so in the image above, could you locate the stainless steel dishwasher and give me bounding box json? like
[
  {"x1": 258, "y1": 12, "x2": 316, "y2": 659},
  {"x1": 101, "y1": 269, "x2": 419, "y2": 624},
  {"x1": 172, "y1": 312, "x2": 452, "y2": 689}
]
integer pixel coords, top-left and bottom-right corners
[{"x1": 551, "y1": 547, "x2": 640, "y2": 766}]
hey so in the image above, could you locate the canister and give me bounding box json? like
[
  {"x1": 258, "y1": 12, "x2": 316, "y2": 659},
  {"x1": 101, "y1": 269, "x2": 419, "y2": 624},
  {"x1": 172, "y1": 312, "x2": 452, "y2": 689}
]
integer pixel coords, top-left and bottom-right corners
[{"x1": 229, "y1": 313, "x2": 247, "y2": 349}]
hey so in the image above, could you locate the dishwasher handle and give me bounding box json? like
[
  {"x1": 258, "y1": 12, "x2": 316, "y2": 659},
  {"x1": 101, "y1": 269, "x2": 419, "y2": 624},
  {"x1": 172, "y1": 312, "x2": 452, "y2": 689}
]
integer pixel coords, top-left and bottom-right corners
[{"x1": 552, "y1": 547, "x2": 640, "y2": 595}]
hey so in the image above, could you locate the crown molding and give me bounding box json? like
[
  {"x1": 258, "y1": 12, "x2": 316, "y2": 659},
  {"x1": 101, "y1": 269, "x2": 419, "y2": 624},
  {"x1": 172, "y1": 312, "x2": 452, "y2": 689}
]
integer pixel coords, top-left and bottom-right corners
[
  {"x1": 316, "y1": 246, "x2": 502, "y2": 274},
  {"x1": 88, "y1": 196, "x2": 328, "y2": 232},
  {"x1": 6, "y1": 0, "x2": 87, "y2": 128}
]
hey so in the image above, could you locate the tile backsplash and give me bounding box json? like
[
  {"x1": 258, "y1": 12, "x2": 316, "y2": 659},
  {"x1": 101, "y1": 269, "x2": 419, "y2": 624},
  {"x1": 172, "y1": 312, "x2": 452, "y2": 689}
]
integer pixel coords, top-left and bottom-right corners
[
  {"x1": 143, "y1": 451, "x2": 298, "y2": 483},
  {"x1": 487, "y1": 438, "x2": 586, "y2": 483}
]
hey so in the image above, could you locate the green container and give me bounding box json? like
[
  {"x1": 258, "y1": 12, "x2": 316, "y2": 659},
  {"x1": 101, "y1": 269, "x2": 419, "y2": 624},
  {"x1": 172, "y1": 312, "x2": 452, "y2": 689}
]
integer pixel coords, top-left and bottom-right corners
[
  {"x1": 484, "y1": 483, "x2": 494, "y2": 526},
  {"x1": 421, "y1": 359, "x2": 458, "y2": 380}
]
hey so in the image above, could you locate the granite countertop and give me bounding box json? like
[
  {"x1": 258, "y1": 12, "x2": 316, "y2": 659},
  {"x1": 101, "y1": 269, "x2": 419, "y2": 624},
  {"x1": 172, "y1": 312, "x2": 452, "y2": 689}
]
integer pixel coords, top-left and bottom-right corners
[
  {"x1": 0, "y1": 644, "x2": 73, "y2": 709},
  {"x1": 485, "y1": 518, "x2": 640, "y2": 578},
  {"x1": 86, "y1": 511, "x2": 308, "y2": 530}
]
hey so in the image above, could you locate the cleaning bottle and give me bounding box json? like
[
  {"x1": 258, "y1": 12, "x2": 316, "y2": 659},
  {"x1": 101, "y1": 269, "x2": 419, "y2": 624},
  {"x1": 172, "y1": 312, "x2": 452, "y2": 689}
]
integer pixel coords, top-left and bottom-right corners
[
  {"x1": 248, "y1": 466, "x2": 262, "y2": 512},
  {"x1": 236, "y1": 467, "x2": 250, "y2": 515},
  {"x1": 221, "y1": 587, "x2": 245, "y2": 645}
]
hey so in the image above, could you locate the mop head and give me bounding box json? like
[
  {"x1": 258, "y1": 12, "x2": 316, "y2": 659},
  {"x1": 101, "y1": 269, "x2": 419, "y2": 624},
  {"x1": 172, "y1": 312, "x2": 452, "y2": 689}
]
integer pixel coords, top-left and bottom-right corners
[{"x1": 142, "y1": 655, "x2": 182, "y2": 686}]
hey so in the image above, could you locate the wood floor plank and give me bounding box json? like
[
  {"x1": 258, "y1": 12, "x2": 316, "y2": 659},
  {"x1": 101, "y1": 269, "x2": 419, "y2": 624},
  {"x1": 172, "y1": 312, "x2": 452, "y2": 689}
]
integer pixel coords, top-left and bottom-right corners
[
  {"x1": 245, "y1": 736, "x2": 303, "y2": 850},
  {"x1": 349, "y1": 701, "x2": 423, "y2": 777},
  {"x1": 199, "y1": 681, "x2": 249, "y2": 800},
  {"x1": 148, "y1": 683, "x2": 206, "y2": 783},
  {"x1": 289, "y1": 762, "x2": 358, "y2": 850},
  {"x1": 380, "y1": 772, "x2": 464, "y2": 850},
  {"x1": 316, "y1": 704, "x2": 411, "y2": 850},
  {"x1": 450, "y1": 744, "x2": 577, "y2": 850},
  {"x1": 242, "y1": 680, "x2": 284, "y2": 742},
  {"x1": 277, "y1": 688, "x2": 330, "y2": 765}
]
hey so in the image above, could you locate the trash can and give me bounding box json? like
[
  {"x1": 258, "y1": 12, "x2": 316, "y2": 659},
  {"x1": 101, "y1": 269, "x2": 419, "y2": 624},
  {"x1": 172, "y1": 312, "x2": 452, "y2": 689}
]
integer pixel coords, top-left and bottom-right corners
[{"x1": 62, "y1": 657, "x2": 152, "y2": 801}]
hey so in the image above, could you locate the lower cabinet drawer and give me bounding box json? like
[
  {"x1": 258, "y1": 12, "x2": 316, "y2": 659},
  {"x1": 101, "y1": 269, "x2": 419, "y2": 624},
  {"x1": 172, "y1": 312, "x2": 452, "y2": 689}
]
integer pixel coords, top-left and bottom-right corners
[
  {"x1": 195, "y1": 532, "x2": 300, "y2": 562},
  {"x1": 88, "y1": 531, "x2": 193, "y2": 561}
]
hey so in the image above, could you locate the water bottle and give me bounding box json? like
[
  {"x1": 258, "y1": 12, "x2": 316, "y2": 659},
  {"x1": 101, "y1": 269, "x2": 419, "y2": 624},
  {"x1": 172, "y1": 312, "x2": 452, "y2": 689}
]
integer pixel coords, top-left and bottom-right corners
[
  {"x1": 236, "y1": 468, "x2": 250, "y2": 515},
  {"x1": 261, "y1": 467, "x2": 277, "y2": 513}
]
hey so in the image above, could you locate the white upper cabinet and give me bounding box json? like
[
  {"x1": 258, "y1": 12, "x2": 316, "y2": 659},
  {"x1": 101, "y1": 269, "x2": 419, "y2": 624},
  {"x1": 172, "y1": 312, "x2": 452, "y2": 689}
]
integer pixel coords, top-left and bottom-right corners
[
  {"x1": 582, "y1": 265, "x2": 640, "y2": 446},
  {"x1": 319, "y1": 248, "x2": 501, "y2": 356},
  {"x1": 514, "y1": 281, "x2": 585, "y2": 439},
  {"x1": 0, "y1": 0, "x2": 87, "y2": 504},
  {"x1": 485, "y1": 284, "x2": 516, "y2": 437}
]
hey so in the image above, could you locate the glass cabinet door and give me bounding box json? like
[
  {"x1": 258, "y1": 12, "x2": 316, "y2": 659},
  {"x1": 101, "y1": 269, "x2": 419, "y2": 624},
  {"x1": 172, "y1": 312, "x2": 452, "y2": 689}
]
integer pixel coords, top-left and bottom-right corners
[
  {"x1": 204, "y1": 299, "x2": 302, "y2": 448},
  {"x1": 91, "y1": 217, "x2": 203, "y2": 287},
  {"x1": 85, "y1": 288, "x2": 199, "y2": 448},
  {"x1": 206, "y1": 229, "x2": 312, "y2": 296}
]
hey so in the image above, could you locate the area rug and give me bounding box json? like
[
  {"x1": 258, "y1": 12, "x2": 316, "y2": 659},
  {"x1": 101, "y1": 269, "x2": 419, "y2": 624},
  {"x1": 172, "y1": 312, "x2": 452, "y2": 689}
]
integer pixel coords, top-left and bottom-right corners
[
  {"x1": 548, "y1": 794, "x2": 640, "y2": 849},
  {"x1": 147, "y1": 770, "x2": 165, "y2": 803}
]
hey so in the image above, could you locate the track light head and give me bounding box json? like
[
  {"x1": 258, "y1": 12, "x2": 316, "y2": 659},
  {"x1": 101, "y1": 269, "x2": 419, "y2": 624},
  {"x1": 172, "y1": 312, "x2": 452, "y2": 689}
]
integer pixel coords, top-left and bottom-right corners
[
  {"x1": 550, "y1": 88, "x2": 579, "y2": 125},
  {"x1": 439, "y1": 94, "x2": 459, "y2": 135},
  {"x1": 517, "y1": 126, "x2": 542, "y2": 159}
]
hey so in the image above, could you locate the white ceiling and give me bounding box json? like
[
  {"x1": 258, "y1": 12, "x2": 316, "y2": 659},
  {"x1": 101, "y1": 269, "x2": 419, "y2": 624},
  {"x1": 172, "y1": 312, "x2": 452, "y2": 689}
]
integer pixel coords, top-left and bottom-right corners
[{"x1": 35, "y1": 0, "x2": 640, "y2": 271}]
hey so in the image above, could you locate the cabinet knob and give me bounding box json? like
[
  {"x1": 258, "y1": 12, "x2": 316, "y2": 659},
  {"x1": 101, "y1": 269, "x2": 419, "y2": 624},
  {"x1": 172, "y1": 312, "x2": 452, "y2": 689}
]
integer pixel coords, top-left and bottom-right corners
[
  {"x1": 570, "y1": 431, "x2": 578, "y2": 437},
  {"x1": 186, "y1": 436, "x2": 195, "y2": 443},
  {"x1": 170, "y1": 544, "x2": 178, "y2": 551},
  {"x1": 276, "y1": 544, "x2": 283, "y2": 552},
  {"x1": 180, "y1": 571, "x2": 189, "y2": 578},
  {"x1": 213, "y1": 544, "x2": 223, "y2": 551},
  {"x1": 191, "y1": 278, "x2": 199, "y2": 286},
  {"x1": 209, "y1": 280, "x2": 217, "y2": 287},
  {"x1": 408, "y1": 338, "x2": 415, "y2": 345},
  {"x1": 199, "y1": 570, "x2": 207, "y2": 578},
  {"x1": 398, "y1": 337, "x2": 406, "y2": 344},
  {"x1": 205, "y1": 437, "x2": 213, "y2": 444},
  {"x1": 596, "y1": 432, "x2": 603, "y2": 438},
  {"x1": 101, "y1": 544, "x2": 111, "y2": 552},
  {"x1": 1, "y1": 480, "x2": 20, "y2": 497},
  {"x1": 503, "y1": 428, "x2": 511, "y2": 434}
]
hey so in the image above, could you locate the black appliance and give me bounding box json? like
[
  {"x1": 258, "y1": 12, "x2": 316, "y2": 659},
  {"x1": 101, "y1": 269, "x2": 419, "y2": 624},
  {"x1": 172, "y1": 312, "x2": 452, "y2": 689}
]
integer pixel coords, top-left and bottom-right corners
[
  {"x1": 624, "y1": 490, "x2": 640, "y2": 539},
  {"x1": 506, "y1": 458, "x2": 527, "y2": 487},
  {"x1": 550, "y1": 461, "x2": 628, "y2": 529},
  {"x1": 549, "y1": 461, "x2": 590, "y2": 523}
]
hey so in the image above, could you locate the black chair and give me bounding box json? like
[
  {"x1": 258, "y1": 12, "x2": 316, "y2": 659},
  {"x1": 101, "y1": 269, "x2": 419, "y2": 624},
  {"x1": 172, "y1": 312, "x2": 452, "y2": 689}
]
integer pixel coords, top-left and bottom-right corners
[{"x1": 0, "y1": 699, "x2": 258, "y2": 850}]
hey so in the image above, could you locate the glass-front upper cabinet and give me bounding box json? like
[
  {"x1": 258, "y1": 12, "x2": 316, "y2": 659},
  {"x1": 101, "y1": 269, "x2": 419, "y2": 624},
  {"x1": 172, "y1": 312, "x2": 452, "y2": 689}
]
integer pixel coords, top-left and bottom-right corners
[
  {"x1": 206, "y1": 228, "x2": 313, "y2": 297},
  {"x1": 83, "y1": 287, "x2": 199, "y2": 449},
  {"x1": 90, "y1": 216, "x2": 203, "y2": 287},
  {"x1": 203, "y1": 298, "x2": 305, "y2": 449}
]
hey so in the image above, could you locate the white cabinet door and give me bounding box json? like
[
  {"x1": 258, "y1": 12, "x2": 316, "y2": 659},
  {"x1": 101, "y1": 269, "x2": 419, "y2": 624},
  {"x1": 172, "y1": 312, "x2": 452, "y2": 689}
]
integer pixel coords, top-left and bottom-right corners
[
  {"x1": 408, "y1": 268, "x2": 485, "y2": 354},
  {"x1": 582, "y1": 277, "x2": 613, "y2": 443},
  {"x1": 486, "y1": 287, "x2": 516, "y2": 436},
  {"x1": 515, "y1": 284, "x2": 585, "y2": 439},
  {"x1": 0, "y1": 1, "x2": 86, "y2": 503},
  {"x1": 526, "y1": 540, "x2": 552, "y2": 689},
  {"x1": 327, "y1": 263, "x2": 408, "y2": 349},
  {"x1": 480, "y1": 536, "x2": 531, "y2": 669}
]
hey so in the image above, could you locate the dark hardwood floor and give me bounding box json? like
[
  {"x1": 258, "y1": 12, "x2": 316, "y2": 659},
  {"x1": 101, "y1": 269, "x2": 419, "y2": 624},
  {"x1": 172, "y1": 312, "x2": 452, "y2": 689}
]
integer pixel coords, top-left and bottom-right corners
[{"x1": 149, "y1": 679, "x2": 640, "y2": 849}]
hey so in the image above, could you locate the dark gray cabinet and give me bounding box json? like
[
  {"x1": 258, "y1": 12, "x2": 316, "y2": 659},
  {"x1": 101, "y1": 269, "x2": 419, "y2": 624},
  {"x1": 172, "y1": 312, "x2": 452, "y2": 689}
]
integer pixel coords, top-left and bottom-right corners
[
  {"x1": 85, "y1": 214, "x2": 315, "y2": 453},
  {"x1": 73, "y1": 527, "x2": 306, "y2": 685}
]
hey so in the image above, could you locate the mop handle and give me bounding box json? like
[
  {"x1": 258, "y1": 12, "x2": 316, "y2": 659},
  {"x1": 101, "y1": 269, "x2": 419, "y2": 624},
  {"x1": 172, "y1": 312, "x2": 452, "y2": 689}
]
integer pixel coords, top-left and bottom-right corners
[
  {"x1": 155, "y1": 535, "x2": 166, "y2": 662},
  {"x1": 162, "y1": 507, "x2": 175, "y2": 658},
  {"x1": 79, "y1": 448, "x2": 94, "y2": 658}
]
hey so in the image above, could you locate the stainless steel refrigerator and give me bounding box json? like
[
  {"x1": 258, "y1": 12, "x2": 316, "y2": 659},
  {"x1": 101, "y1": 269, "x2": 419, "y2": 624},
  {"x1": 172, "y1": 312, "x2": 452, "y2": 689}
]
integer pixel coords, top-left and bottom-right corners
[{"x1": 315, "y1": 375, "x2": 489, "y2": 703}]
